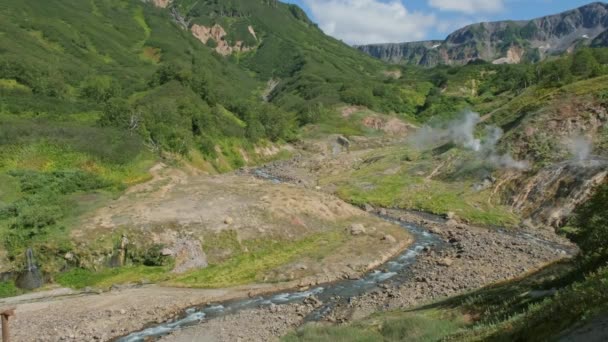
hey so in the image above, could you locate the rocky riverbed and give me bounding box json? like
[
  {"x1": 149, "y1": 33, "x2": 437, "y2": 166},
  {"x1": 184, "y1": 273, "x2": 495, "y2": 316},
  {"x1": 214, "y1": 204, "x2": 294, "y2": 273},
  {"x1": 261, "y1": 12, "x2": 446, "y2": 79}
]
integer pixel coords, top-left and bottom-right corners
[
  {"x1": 160, "y1": 208, "x2": 574, "y2": 342},
  {"x1": 152, "y1": 146, "x2": 578, "y2": 341}
]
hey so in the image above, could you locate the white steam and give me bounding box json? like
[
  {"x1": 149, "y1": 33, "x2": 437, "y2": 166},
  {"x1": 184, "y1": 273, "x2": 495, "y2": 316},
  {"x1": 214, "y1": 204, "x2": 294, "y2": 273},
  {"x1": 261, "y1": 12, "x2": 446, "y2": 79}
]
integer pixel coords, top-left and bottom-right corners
[
  {"x1": 409, "y1": 111, "x2": 529, "y2": 170},
  {"x1": 567, "y1": 136, "x2": 592, "y2": 162}
]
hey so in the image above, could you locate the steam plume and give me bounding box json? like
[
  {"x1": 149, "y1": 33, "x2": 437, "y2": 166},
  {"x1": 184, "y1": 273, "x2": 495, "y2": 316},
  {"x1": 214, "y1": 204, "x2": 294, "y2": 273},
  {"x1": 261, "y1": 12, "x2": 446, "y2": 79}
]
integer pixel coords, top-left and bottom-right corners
[
  {"x1": 409, "y1": 111, "x2": 529, "y2": 170},
  {"x1": 567, "y1": 136, "x2": 592, "y2": 162}
]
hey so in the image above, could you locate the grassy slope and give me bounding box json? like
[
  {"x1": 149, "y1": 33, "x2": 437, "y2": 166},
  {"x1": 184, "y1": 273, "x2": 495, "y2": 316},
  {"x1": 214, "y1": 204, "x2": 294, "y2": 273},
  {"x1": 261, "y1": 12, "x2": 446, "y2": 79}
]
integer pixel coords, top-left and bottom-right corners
[{"x1": 320, "y1": 73, "x2": 608, "y2": 227}]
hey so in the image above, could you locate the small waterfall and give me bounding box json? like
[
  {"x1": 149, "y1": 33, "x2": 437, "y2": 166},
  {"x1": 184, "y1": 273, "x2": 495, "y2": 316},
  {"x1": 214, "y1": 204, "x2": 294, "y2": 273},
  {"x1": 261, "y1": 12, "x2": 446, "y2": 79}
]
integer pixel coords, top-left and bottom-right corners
[{"x1": 15, "y1": 248, "x2": 44, "y2": 290}]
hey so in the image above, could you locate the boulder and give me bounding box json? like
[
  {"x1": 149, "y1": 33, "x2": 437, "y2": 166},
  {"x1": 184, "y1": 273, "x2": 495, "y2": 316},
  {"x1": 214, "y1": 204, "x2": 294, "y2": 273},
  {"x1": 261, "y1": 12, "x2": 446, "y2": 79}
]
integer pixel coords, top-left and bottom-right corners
[
  {"x1": 172, "y1": 238, "x2": 208, "y2": 274},
  {"x1": 160, "y1": 248, "x2": 174, "y2": 256},
  {"x1": 224, "y1": 217, "x2": 234, "y2": 225},
  {"x1": 349, "y1": 223, "x2": 366, "y2": 236}
]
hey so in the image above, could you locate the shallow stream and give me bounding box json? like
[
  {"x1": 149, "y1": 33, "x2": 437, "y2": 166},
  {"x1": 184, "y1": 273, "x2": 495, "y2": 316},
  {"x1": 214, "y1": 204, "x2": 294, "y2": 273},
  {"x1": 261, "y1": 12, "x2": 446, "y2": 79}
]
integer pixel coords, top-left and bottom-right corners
[{"x1": 117, "y1": 216, "x2": 444, "y2": 341}]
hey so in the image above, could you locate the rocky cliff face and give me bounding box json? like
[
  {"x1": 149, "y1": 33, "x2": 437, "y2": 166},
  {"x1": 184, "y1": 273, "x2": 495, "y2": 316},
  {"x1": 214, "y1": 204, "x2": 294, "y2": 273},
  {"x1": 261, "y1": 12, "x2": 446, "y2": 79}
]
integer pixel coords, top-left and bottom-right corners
[
  {"x1": 358, "y1": 2, "x2": 608, "y2": 66},
  {"x1": 356, "y1": 40, "x2": 443, "y2": 65},
  {"x1": 592, "y1": 28, "x2": 608, "y2": 46}
]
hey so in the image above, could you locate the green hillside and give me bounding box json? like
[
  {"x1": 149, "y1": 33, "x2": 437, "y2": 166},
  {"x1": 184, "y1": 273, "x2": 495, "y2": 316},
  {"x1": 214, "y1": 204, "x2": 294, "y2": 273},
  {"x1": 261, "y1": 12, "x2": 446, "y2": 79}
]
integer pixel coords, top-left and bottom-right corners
[{"x1": 0, "y1": 0, "x2": 427, "y2": 275}]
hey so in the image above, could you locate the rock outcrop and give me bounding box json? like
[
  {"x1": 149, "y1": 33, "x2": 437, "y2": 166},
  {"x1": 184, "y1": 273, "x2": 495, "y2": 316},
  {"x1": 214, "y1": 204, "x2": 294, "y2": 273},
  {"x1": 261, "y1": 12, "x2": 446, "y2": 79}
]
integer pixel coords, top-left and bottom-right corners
[
  {"x1": 511, "y1": 160, "x2": 607, "y2": 227},
  {"x1": 190, "y1": 24, "x2": 253, "y2": 56},
  {"x1": 171, "y1": 238, "x2": 208, "y2": 274},
  {"x1": 358, "y1": 2, "x2": 608, "y2": 66},
  {"x1": 152, "y1": 0, "x2": 172, "y2": 8}
]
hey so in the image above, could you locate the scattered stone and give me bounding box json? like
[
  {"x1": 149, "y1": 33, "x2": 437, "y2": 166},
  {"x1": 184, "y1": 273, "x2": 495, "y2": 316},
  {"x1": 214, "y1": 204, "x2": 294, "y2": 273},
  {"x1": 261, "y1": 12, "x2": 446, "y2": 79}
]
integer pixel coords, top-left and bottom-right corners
[
  {"x1": 437, "y1": 258, "x2": 454, "y2": 267},
  {"x1": 304, "y1": 295, "x2": 323, "y2": 307},
  {"x1": 160, "y1": 248, "x2": 174, "y2": 256},
  {"x1": 446, "y1": 219, "x2": 458, "y2": 227},
  {"x1": 349, "y1": 223, "x2": 366, "y2": 236},
  {"x1": 64, "y1": 252, "x2": 74, "y2": 261}
]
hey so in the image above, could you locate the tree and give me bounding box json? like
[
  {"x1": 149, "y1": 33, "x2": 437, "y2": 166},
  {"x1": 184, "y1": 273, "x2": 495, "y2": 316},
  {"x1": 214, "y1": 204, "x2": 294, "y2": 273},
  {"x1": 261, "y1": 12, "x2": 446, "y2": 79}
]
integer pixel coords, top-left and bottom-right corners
[
  {"x1": 571, "y1": 49, "x2": 601, "y2": 78},
  {"x1": 539, "y1": 58, "x2": 573, "y2": 87}
]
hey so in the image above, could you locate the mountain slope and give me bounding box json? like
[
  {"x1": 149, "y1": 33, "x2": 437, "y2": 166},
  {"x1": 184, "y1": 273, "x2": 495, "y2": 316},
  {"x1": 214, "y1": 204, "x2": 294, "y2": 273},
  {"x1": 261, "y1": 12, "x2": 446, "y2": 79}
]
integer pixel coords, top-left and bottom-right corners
[
  {"x1": 358, "y1": 2, "x2": 608, "y2": 66},
  {"x1": 0, "y1": 0, "x2": 395, "y2": 164},
  {"x1": 0, "y1": 0, "x2": 390, "y2": 271}
]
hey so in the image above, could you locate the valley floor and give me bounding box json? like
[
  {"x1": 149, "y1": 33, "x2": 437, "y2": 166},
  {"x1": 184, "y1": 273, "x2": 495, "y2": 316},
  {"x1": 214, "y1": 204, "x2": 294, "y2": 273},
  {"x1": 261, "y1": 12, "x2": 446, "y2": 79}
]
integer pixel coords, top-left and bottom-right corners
[{"x1": 0, "y1": 137, "x2": 575, "y2": 341}]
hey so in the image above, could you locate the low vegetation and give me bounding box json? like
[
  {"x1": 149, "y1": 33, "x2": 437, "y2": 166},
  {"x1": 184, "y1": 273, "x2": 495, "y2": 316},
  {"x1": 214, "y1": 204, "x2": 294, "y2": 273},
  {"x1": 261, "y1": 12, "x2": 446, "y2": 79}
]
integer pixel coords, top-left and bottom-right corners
[{"x1": 322, "y1": 147, "x2": 518, "y2": 227}]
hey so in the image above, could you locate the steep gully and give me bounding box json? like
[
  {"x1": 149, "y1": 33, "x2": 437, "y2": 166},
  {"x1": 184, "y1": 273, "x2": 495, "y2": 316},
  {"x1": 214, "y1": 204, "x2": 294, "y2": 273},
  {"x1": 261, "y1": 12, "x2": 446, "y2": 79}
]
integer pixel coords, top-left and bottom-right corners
[{"x1": 115, "y1": 166, "x2": 576, "y2": 342}]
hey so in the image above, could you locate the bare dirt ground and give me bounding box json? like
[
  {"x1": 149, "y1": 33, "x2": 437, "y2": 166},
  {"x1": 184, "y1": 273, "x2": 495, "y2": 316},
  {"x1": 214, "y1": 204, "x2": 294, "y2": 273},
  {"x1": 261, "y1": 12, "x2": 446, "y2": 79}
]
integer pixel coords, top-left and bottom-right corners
[
  {"x1": 71, "y1": 161, "x2": 410, "y2": 277},
  {"x1": 1, "y1": 155, "x2": 412, "y2": 342}
]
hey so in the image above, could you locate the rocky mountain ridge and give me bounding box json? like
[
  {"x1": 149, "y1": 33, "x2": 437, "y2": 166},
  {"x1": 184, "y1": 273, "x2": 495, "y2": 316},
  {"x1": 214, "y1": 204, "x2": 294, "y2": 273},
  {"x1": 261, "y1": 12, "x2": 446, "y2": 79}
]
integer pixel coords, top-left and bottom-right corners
[{"x1": 358, "y1": 2, "x2": 608, "y2": 66}]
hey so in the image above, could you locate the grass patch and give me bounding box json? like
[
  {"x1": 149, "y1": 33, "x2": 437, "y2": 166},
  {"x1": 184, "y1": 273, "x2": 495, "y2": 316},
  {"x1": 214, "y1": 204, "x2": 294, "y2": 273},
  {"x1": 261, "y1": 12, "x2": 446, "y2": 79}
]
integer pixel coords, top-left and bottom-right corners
[
  {"x1": 169, "y1": 231, "x2": 346, "y2": 288},
  {"x1": 0, "y1": 281, "x2": 21, "y2": 298},
  {"x1": 325, "y1": 148, "x2": 518, "y2": 227},
  {"x1": 54, "y1": 229, "x2": 350, "y2": 290},
  {"x1": 141, "y1": 46, "x2": 161, "y2": 64},
  {"x1": 55, "y1": 266, "x2": 168, "y2": 289},
  {"x1": 285, "y1": 324, "x2": 382, "y2": 342},
  {"x1": 285, "y1": 309, "x2": 465, "y2": 342}
]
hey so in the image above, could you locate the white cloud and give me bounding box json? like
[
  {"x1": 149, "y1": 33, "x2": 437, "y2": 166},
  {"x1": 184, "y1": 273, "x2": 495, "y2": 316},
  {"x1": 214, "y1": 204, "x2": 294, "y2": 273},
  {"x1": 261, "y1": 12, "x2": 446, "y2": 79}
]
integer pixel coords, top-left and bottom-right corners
[
  {"x1": 436, "y1": 17, "x2": 478, "y2": 33},
  {"x1": 428, "y1": 0, "x2": 505, "y2": 14},
  {"x1": 303, "y1": 0, "x2": 436, "y2": 45}
]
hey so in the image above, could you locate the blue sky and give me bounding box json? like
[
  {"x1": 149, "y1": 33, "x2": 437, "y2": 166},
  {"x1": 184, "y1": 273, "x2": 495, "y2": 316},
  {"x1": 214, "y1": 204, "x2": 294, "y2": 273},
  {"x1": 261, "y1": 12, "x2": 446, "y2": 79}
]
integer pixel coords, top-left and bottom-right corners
[{"x1": 281, "y1": 0, "x2": 598, "y2": 44}]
